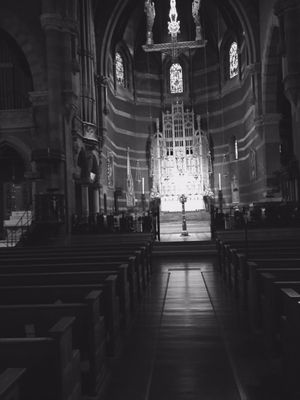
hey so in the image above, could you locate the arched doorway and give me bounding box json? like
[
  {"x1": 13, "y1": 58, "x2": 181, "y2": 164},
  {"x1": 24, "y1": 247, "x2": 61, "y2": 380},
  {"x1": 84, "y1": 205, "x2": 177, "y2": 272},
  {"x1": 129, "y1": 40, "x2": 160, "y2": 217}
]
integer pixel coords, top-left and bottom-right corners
[{"x1": 0, "y1": 145, "x2": 31, "y2": 238}]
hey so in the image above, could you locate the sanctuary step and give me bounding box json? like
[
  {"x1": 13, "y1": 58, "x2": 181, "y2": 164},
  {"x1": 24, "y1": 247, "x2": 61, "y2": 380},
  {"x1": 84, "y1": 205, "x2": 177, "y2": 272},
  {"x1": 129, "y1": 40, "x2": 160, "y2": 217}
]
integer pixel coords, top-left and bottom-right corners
[
  {"x1": 152, "y1": 240, "x2": 217, "y2": 257},
  {"x1": 159, "y1": 210, "x2": 211, "y2": 235},
  {"x1": 160, "y1": 210, "x2": 210, "y2": 222}
]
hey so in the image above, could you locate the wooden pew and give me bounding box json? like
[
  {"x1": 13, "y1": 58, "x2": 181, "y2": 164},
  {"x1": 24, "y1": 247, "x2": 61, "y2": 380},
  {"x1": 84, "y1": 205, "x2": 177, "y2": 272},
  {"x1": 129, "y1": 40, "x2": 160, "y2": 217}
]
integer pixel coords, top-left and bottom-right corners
[
  {"x1": 216, "y1": 236, "x2": 300, "y2": 277},
  {"x1": 0, "y1": 244, "x2": 151, "y2": 286},
  {"x1": 256, "y1": 271, "x2": 300, "y2": 345},
  {"x1": 215, "y1": 227, "x2": 300, "y2": 243},
  {"x1": 0, "y1": 316, "x2": 81, "y2": 400},
  {"x1": 278, "y1": 288, "x2": 300, "y2": 400},
  {"x1": 0, "y1": 290, "x2": 105, "y2": 397},
  {"x1": 0, "y1": 368, "x2": 26, "y2": 400},
  {"x1": 248, "y1": 267, "x2": 300, "y2": 332},
  {"x1": 226, "y1": 246, "x2": 300, "y2": 292},
  {"x1": 225, "y1": 247, "x2": 300, "y2": 303},
  {"x1": 0, "y1": 252, "x2": 145, "y2": 300},
  {"x1": 67, "y1": 232, "x2": 154, "y2": 245},
  {"x1": 233, "y1": 256, "x2": 300, "y2": 311},
  {"x1": 6, "y1": 233, "x2": 154, "y2": 277},
  {"x1": 0, "y1": 262, "x2": 133, "y2": 325},
  {"x1": 0, "y1": 274, "x2": 120, "y2": 356}
]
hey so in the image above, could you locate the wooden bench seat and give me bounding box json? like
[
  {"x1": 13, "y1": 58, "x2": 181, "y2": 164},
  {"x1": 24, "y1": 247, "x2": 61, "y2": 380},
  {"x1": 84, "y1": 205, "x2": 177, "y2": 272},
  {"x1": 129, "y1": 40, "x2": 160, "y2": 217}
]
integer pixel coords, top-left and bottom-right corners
[
  {"x1": 0, "y1": 316, "x2": 81, "y2": 400},
  {"x1": 233, "y1": 256, "x2": 300, "y2": 308},
  {"x1": 255, "y1": 270, "x2": 300, "y2": 336},
  {"x1": 0, "y1": 252, "x2": 145, "y2": 299},
  {"x1": 0, "y1": 262, "x2": 133, "y2": 324},
  {"x1": 0, "y1": 244, "x2": 152, "y2": 285},
  {"x1": 279, "y1": 288, "x2": 300, "y2": 399},
  {"x1": 216, "y1": 237, "x2": 300, "y2": 276},
  {"x1": 0, "y1": 290, "x2": 105, "y2": 397},
  {"x1": 215, "y1": 227, "x2": 300, "y2": 243},
  {"x1": 223, "y1": 247, "x2": 300, "y2": 303},
  {"x1": 225, "y1": 246, "x2": 300, "y2": 289},
  {"x1": 0, "y1": 368, "x2": 26, "y2": 400},
  {"x1": 67, "y1": 232, "x2": 154, "y2": 244},
  {"x1": 247, "y1": 266, "x2": 300, "y2": 332},
  {"x1": 0, "y1": 274, "x2": 120, "y2": 356}
]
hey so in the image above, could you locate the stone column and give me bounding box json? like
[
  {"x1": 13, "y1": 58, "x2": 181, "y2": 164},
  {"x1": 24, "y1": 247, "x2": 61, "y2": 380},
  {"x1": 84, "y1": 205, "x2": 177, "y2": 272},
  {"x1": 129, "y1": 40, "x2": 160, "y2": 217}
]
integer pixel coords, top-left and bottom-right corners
[
  {"x1": 93, "y1": 185, "x2": 100, "y2": 215},
  {"x1": 40, "y1": 13, "x2": 63, "y2": 150},
  {"x1": 274, "y1": 0, "x2": 300, "y2": 164},
  {"x1": 29, "y1": 91, "x2": 49, "y2": 194},
  {"x1": 79, "y1": 0, "x2": 97, "y2": 124},
  {"x1": 41, "y1": 6, "x2": 80, "y2": 233},
  {"x1": 81, "y1": 184, "x2": 89, "y2": 220},
  {"x1": 255, "y1": 113, "x2": 282, "y2": 197},
  {"x1": 247, "y1": 62, "x2": 262, "y2": 116}
]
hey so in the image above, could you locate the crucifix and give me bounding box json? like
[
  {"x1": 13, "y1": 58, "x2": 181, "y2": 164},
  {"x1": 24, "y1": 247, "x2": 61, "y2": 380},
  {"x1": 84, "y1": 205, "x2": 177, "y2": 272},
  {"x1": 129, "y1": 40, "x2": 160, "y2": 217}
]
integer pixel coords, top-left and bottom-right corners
[{"x1": 143, "y1": 0, "x2": 206, "y2": 58}]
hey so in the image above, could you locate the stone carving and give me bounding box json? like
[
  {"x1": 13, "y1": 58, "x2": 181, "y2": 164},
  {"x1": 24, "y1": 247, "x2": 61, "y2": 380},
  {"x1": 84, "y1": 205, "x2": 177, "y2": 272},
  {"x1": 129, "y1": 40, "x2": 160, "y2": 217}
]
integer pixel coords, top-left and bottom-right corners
[
  {"x1": 168, "y1": 0, "x2": 180, "y2": 37},
  {"x1": 144, "y1": 0, "x2": 156, "y2": 32},
  {"x1": 192, "y1": 0, "x2": 203, "y2": 40},
  {"x1": 107, "y1": 152, "x2": 114, "y2": 188},
  {"x1": 144, "y1": 0, "x2": 156, "y2": 44},
  {"x1": 192, "y1": 0, "x2": 201, "y2": 26}
]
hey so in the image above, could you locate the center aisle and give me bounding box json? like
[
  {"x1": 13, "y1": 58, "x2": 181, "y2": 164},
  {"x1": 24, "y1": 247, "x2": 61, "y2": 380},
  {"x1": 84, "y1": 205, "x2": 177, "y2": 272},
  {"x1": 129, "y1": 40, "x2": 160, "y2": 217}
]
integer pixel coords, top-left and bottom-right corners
[
  {"x1": 101, "y1": 257, "x2": 241, "y2": 400},
  {"x1": 146, "y1": 264, "x2": 241, "y2": 400}
]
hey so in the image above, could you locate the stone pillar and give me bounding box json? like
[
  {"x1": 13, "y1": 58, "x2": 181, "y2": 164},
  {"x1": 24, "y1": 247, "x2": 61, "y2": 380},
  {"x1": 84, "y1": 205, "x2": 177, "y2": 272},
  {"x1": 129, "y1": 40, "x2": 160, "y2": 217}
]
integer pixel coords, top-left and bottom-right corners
[
  {"x1": 41, "y1": 6, "x2": 80, "y2": 233},
  {"x1": 255, "y1": 113, "x2": 282, "y2": 197},
  {"x1": 247, "y1": 62, "x2": 262, "y2": 116},
  {"x1": 275, "y1": 0, "x2": 300, "y2": 164},
  {"x1": 29, "y1": 91, "x2": 49, "y2": 194},
  {"x1": 93, "y1": 185, "x2": 100, "y2": 215},
  {"x1": 79, "y1": 0, "x2": 97, "y2": 124},
  {"x1": 40, "y1": 13, "x2": 63, "y2": 150},
  {"x1": 81, "y1": 184, "x2": 89, "y2": 219}
]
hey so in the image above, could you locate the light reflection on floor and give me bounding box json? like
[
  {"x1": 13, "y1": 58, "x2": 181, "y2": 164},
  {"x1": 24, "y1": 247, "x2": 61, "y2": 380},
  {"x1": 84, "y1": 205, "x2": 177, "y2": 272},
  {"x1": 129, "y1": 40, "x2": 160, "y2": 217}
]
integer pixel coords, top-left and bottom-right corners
[{"x1": 159, "y1": 231, "x2": 211, "y2": 241}]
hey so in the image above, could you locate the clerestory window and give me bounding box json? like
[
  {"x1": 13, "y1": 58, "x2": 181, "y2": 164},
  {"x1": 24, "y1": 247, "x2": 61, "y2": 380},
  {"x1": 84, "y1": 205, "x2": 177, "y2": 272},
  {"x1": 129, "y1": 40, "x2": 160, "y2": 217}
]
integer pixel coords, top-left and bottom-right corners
[
  {"x1": 170, "y1": 63, "x2": 183, "y2": 94},
  {"x1": 115, "y1": 51, "x2": 126, "y2": 87},
  {"x1": 229, "y1": 41, "x2": 239, "y2": 79}
]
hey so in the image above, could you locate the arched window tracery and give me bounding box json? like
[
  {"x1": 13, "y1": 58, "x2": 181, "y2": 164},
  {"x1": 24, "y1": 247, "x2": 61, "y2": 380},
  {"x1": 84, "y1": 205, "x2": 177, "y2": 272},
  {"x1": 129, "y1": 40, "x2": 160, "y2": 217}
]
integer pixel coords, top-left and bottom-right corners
[
  {"x1": 229, "y1": 41, "x2": 239, "y2": 79},
  {"x1": 115, "y1": 51, "x2": 126, "y2": 88},
  {"x1": 170, "y1": 63, "x2": 183, "y2": 94},
  {"x1": 0, "y1": 29, "x2": 33, "y2": 110}
]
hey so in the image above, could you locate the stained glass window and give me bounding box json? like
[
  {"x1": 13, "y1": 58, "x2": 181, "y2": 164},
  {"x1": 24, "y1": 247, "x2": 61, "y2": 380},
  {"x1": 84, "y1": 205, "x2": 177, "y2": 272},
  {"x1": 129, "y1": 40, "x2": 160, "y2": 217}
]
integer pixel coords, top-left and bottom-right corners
[
  {"x1": 170, "y1": 63, "x2": 183, "y2": 94},
  {"x1": 229, "y1": 42, "x2": 239, "y2": 79},
  {"x1": 115, "y1": 51, "x2": 125, "y2": 87}
]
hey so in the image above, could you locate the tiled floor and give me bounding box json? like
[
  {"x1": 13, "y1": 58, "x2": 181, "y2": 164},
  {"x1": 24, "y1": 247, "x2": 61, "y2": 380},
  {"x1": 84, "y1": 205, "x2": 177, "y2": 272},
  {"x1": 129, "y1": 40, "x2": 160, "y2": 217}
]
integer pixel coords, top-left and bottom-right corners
[{"x1": 101, "y1": 257, "x2": 283, "y2": 400}]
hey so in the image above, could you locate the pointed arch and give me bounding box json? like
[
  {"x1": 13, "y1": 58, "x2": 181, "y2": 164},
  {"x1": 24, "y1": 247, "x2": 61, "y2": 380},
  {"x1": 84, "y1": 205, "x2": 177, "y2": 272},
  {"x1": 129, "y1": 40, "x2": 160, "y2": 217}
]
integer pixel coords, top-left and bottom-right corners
[
  {"x1": 0, "y1": 28, "x2": 33, "y2": 109},
  {"x1": 113, "y1": 42, "x2": 133, "y2": 93},
  {"x1": 0, "y1": 136, "x2": 32, "y2": 173},
  {"x1": 0, "y1": 8, "x2": 47, "y2": 90}
]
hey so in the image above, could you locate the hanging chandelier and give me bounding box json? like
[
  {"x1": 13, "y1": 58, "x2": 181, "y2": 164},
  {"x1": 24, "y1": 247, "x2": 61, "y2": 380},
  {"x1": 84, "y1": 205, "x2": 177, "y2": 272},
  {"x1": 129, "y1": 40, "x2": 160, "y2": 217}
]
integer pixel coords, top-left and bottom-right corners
[{"x1": 143, "y1": 0, "x2": 207, "y2": 57}]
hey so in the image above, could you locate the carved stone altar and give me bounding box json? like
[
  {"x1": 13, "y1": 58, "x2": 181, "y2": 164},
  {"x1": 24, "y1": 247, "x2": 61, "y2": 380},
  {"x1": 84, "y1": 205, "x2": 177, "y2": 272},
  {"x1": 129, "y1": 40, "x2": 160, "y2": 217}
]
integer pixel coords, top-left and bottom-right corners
[{"x1": 150, "y1": 101, "x2": 211, "y2": 212}]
